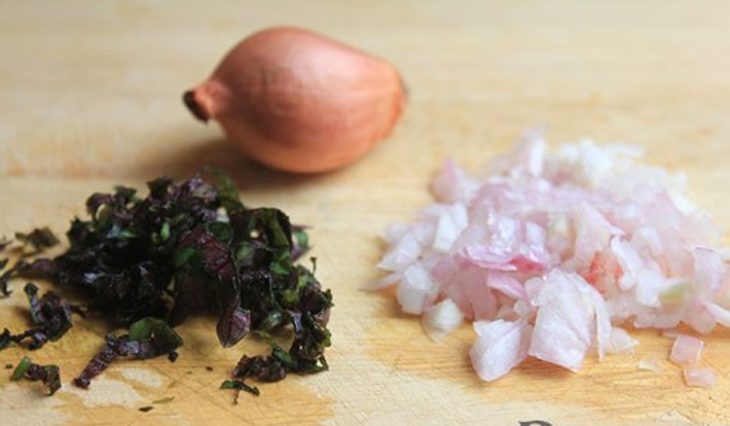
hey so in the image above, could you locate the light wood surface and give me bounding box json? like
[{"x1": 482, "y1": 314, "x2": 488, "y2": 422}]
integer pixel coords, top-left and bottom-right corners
[{"x1": 2, "y1": 1, "x2": 730, "y2": 425}]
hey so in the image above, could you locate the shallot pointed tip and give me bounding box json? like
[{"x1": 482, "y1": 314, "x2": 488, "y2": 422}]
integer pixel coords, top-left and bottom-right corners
[{"x1": 183, "y1": 89, "x2": 209, "y2": 123}]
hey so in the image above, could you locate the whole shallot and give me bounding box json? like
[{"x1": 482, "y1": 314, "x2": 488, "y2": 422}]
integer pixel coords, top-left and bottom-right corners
[{"x1": 184, "y1": 26, "x2": 406, "y2": 173}]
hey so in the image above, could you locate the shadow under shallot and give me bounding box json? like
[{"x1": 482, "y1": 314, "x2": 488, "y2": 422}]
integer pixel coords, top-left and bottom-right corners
[{"x1": 135, "y1": 137, "x2": 333, "y2": 193}]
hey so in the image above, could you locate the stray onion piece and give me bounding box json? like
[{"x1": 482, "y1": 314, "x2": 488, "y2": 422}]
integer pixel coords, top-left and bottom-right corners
[{"x1": 184, "y1": 26, "x2": 406, "y2": 173}]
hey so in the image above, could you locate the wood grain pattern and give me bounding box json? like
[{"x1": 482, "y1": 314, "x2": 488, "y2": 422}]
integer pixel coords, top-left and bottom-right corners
[{"x1": 2, "y1": 1, "x2": 730, "y2": 424}]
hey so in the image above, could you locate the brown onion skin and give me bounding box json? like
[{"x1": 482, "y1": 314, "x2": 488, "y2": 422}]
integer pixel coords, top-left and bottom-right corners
[{"x1": 184, "y1": 26, "x2": 406, "y2": 173}]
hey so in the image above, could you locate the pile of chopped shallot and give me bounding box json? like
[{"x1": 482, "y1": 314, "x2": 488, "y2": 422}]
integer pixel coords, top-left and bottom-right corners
[{"x1": 372, "y1": 132, "x2": 729, "y2": 388}]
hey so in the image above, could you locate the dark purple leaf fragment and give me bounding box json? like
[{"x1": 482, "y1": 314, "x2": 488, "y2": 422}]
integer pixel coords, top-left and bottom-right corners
[
  {"x1": 0, "y1": 283, "x2": 78, "y2": 351},
  {"x1": 220, "y1": 379, "x2": 260, "y2": 403},
  {"x1": 0, "y1": 329, "x2": 13, "y2": 349},
  {"x1": 0, "y1": 258, "x2": 59, "y2": 298},
  {"x1": 14, "y1": 258, "x2": 60, "y2": 277},
  {"x1": 74, "y1": 318, "x2": 182, "y2": 388},
  {"x1": 73, "y1": 335, "x2": 122, "y2": 388},
  {"x1": 216, "y1": 305, "x2": 251, "y2": 348},
  {"x1": 233, "y1": 355, "x2": 287, "y2": 382},
  {"x1": 15, "y1": 227, "x2": 60, "y2": 253},
  {"x1": 0, "y1": 267, "x2": 12, "y2": 297},
  {"x1": 290, "y1": 226, "x2": 310, "y2": 262},
  {"x1": 11, "y1": 356, "x2": 61, "y2": 395},
  {"x1": 8, "y1": 170, "x2": 332, "y2": 400}
]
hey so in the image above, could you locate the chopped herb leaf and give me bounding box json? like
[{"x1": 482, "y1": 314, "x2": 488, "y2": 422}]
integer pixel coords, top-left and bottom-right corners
[
  {"x1": 220, "y1": 379, "x2": 260, "y2": 403},
  {"x1": 0, "y1": 241, "x2": 10, "y2": 296},
  {"x1": 11, "y1": 356, "x2": 32, "y2": 380},
  {"x1": 11, "y1": 170, "x2": 332, "y2": 398},
  {"x1": 216, "y1": 306, "x2": 251, "y2": 348},
  {"x1": 74, "y1": 318, "x2": 183, "y2": 388},
  {"x1": 10, "y1": 356, "x2": 61, "y2": 395},
  {"x1": 0, "y1": 268, "x2": 12, "y2": 297},
  {"x1": 0, "y1": 329, "x2": 11, "y2": 350},
  {"x1": 233, "y1": 354, "x2": 287, "y2": 382},
  {"x1": 0, "y1": 283, "x2": 79, "y2": 350},
  {"x1": 15, "y1": 227, "x2": 60, "y2": 253},
  {"x1": 139, "y1": 406, "x2": 154, "y2": 412},
  {"x1": 0, "y1": 258, "x2": 60, "y2": 298}
]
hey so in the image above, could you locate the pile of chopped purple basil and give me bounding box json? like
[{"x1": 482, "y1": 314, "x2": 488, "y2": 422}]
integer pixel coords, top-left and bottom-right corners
[{"x1": 0, "y1": 170, "x2": 332, "y2": 401}]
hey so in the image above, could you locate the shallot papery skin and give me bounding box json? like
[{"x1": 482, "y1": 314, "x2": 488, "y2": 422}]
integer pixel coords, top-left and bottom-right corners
[
  {"x1": 373, "y1": 132, "x2": 730, "y2": 386},
  {"x1": 184, "y1": 26, "x2": 405, "y2": 173}
]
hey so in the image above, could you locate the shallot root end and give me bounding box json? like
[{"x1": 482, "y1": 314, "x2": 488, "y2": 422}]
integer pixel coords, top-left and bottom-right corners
[{"x1": 183, "y1": 90, "x2": 209, "y2": 123}]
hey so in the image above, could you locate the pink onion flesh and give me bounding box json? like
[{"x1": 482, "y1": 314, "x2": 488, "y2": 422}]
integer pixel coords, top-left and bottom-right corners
[
  {"x1": 637, "y1": 358, "x2": 663, "y2": 373},
  {"x1": 423, "y1": 298, "x2": 465, "y2": 340},
  {"x1": 670, "y1": 334, "x2": 704, "y2": 367},
  {"x1": 373, "y1": 132, "x2": 729, "y2": 386},
  {"x1": 683, "y1": 367, "x2": 717, "y2": 388}
]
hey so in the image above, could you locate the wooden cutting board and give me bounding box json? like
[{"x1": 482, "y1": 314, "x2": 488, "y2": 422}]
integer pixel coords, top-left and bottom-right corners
[{"x1": 2, "y1": 1, "x2": 730, "y2": 424}]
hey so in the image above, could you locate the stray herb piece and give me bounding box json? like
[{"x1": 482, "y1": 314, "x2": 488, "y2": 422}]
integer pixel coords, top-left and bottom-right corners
[
  {"x1": 291, "y1": 225, "x2": 310, "y2": 261},
  {"x1": 13, "y1": 170, "x2": 332, "y2": 397},
  {"x1": 10, "y1": 356, "x2": 61, "y2": 395},
  {"x1": 0, "y1": 237, "x2": 13, "y2": 297},
  {"x1": 153, "y1": 396, "x2": 175, "y2": 404},
  {"x1": 5, "y1": 363, "x2": 13, "y2": 369},
  {"x1": 0, "y1": 240, "x2": 9, "y2": 296},
  {"x1": 0, "y1": 283, "x2": 80, "y2": 350},
  {"x1": 139, "y1": 406, "x2": 154, "y2": 412},
  {"x1": 0, "y1": 263, "x2": 11, "y2": 297},
  {"x1": 0, "y1": 329, "x2": 11, "y2": 350},
  {"x1": 74, "y1": 318, "x2": 183, "y2": 388},
  {"x1": 233, "y1": 355, "x2": 287, "y2": 382},
  {"x1": 15, "y1": 227, "x2": 60, "y2": 253},
  {"x1": 205, "y1": 366, "x2": 213, "y2": 372},
  {"x1": 0, "y1": 257, "x2": 59, "y2": 298},
  {"x1": 219, "y1": 354, "x2": 287, "y2": 403},
  {"x1": 220, "y1": 379, "x2": 260, "y2": 404},
  {"x1": 11, "y1": 356, "x2": 32, "y2": 380}
]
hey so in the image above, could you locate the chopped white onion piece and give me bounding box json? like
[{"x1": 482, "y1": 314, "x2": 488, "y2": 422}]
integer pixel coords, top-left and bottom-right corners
[
  {"x1": 396, "y1": 263, "x2": 438, "y2": 315},
  {"x1": 607, "y1": 327, "x2": 638, "y2": 354},
  {"x1": 683, "y1": 367, "x2": 716, "y2": 388},
  {"x1": 432, "y1": 204, "x2": 468, "y2": 253},
  {"x1": 469, "y1": 320, "x2": 532, "y2": 381},
  {"x1": 374, "y1": 133, "x2": 730, "y2": 387},
  {"x1": 637, "y1": 358, "x2": 662, "y2": 372},
  {"x1": 670, "y1": 334, "x2": 704, "y2": 367},
  {"x1": 423, "y1": 298, "x2": 464, "y2": 339},
  {"x1": 362, "y1": 271, "x2": 400, "y2": 291}
]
